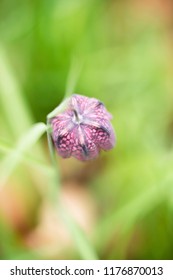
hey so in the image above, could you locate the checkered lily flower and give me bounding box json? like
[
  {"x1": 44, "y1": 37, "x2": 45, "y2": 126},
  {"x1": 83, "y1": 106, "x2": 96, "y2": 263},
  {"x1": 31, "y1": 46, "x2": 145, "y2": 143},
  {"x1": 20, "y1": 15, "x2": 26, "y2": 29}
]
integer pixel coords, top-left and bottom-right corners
[{"x1": 50, "y1": 94, "x2": 116, "y2": 161}]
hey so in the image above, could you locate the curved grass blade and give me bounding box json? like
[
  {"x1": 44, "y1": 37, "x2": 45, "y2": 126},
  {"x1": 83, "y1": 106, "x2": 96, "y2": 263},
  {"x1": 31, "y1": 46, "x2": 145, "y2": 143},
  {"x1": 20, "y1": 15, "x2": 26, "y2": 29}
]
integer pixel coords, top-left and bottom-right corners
[
  {"x1": 0, "y1": 123, "x2": 47, "y2": 190},
  {"x1": 59, "y1": 203, "x2": 98, "y2": 260}
]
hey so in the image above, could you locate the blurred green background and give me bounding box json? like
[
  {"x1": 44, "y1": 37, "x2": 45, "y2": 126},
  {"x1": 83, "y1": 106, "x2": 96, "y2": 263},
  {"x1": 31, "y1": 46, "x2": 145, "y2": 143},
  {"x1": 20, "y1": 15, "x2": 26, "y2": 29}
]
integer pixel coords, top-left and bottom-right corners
[{"x1": 0, "y1": 0, "x2": 173, "y2": 260}]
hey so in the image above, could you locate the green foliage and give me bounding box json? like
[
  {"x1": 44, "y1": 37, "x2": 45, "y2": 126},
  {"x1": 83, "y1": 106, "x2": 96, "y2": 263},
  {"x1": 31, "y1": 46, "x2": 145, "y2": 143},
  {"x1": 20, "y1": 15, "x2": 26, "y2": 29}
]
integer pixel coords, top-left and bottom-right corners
[{"x1": 0, "y1": 0, "x2": 173, "y2": 260}]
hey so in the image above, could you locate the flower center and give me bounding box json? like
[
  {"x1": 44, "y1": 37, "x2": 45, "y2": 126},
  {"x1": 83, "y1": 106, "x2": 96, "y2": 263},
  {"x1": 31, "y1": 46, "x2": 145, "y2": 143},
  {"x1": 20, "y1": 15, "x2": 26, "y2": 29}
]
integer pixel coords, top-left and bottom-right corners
[{"x1": 73, "y1": 109, "x2": 83, "y2": 124}]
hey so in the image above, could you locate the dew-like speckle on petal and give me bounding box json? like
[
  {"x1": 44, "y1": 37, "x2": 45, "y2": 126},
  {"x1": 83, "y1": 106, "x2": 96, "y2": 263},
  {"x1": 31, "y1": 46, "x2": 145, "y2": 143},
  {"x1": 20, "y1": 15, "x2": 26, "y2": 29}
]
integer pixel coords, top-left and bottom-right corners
[{"x1": 50, "y1": 94, "x2": 116, "y2": 161}]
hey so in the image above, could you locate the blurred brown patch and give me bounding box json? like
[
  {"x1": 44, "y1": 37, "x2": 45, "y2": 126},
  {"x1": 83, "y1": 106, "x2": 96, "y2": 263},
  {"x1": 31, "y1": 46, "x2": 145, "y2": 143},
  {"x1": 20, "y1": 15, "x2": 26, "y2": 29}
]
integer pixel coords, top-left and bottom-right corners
[
  {"x1": 59, "y1": 155, "x2": 107, "y2": 184},
  {"x1": 25, "y1": 182, "x2": 98, "y2": 259},
  {"x1": 132, "y1": 0, "x2": 173, "y2": 23},
  {"x1": 0, "y1": 183, "x2": 33, "y2": 233}
]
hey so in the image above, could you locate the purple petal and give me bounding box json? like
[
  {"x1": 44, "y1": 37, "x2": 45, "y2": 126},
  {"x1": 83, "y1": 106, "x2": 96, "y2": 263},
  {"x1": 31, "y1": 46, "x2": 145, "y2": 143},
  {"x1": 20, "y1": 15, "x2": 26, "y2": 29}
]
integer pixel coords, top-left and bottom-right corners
[
  {"x1": 50, "y1": 94, "x2": 116, "y2": 161},
  {"x1": 55, "y1": 126, "x2": 76, "y2": 158},
  {"x1": 71, "y1": 94, "x2": 88, "y2": 114}
]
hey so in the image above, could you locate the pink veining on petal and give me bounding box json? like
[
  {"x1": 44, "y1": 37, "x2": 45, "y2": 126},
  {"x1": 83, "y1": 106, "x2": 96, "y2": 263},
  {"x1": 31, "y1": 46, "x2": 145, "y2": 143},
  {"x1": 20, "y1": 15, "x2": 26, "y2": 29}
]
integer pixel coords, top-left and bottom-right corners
[{"x1": 50, "y1": 94, "x2": 116, "y2": 161}]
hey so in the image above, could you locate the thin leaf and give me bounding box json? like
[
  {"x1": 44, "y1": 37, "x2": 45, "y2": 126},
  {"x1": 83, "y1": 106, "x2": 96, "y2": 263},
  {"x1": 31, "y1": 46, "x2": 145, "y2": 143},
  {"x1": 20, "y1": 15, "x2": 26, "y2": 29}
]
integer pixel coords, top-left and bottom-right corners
[
  {"x1": 0, "y1": 123, "x2": 47, "y2": 190},
  {"x1": 59, "y1": 204, "x2": 98, "y2": 260},
  {"x1": 0, "y1": 139, "x2": 53, "y2": 175},
  {"x1": 65, "y1": 56, "x2": 83, "y2": 98},
  {"x1": 0, "y1": 46, "x2": 33, "y2": 138}
]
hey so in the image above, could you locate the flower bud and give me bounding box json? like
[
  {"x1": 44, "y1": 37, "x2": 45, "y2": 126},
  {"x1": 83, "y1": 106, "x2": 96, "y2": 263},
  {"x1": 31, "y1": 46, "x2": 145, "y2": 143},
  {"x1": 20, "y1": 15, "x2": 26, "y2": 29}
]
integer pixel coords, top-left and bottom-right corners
[{"x1": 50, "y1": 94, "x2": 116, "y2": 161}]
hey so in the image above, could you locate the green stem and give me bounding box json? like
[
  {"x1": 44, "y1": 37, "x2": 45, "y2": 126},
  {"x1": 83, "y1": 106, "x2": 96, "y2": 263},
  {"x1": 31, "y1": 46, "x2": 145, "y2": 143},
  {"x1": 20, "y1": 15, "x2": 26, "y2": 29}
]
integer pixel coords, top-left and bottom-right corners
[
  {"x1": 46, "y1": 114, "x2": 98, "y2": 260},
  {"x1": 46, "y1": 118, "x2": 60, "y2": 203}
]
